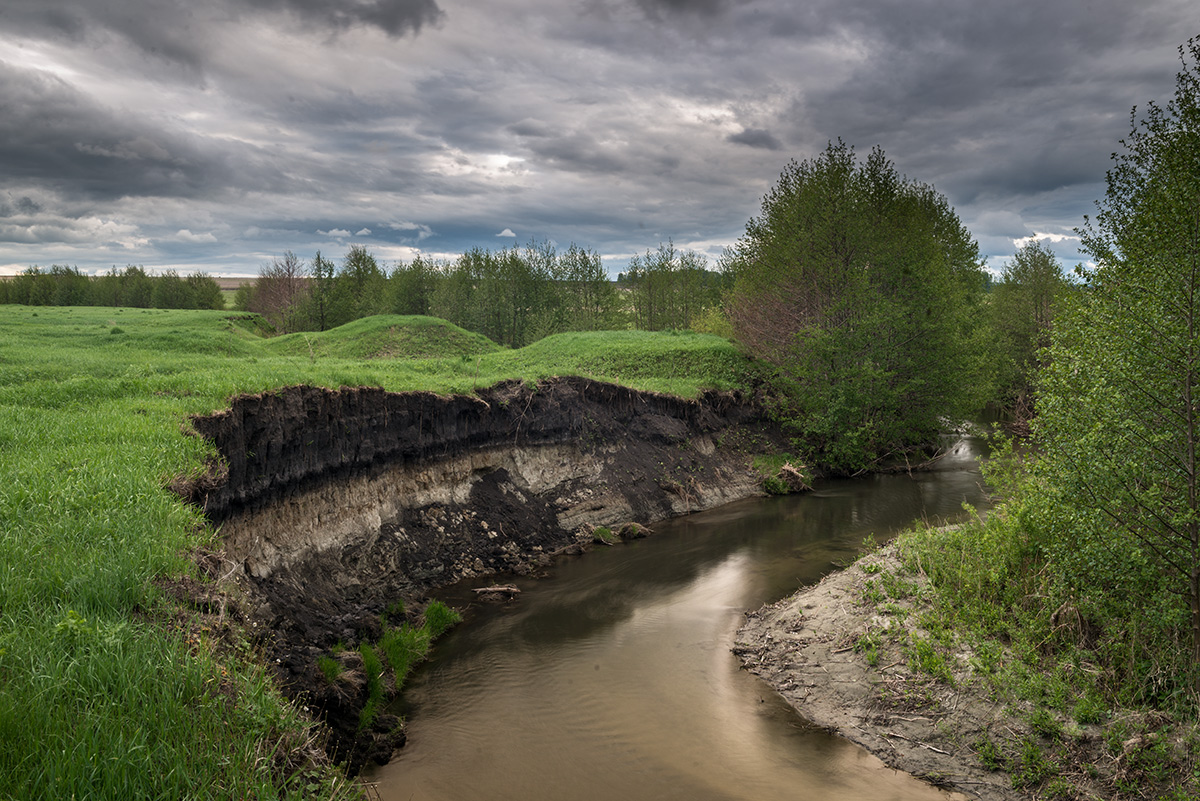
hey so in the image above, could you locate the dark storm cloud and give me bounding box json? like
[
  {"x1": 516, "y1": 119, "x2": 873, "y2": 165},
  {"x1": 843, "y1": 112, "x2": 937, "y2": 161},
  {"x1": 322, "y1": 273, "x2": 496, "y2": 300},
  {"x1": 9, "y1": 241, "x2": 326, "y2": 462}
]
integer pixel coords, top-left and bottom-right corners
[
  {"x1": 0, "y1": 0, "x2": 441, "y2": 72},
  {"x1": 775, "y1": 0, "x2": 1187, "y2": 206},
  {"x1": 728, "y1": 129, "x2": 782, "y2": 151},
  {"x1": 0, "y1": 0, "x2": 1192, "y2": 274},
  {"x1": 630, "y1": 0, "x2": 744, "y2": 18},
  {"x1": 0, "y1": 61, "x2": 288, "y2": 201}
]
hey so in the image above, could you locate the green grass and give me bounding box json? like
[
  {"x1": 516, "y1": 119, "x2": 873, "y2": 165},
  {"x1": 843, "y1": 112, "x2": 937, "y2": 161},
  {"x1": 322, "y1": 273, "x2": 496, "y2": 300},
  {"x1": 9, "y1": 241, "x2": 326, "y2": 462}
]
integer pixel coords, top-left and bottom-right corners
[
  {"x1": 261, "y1": 315, "x2": 502, "y2": 361},
  {"x1": 0, "y1": 305, "x2": 753, "y2": 799}
]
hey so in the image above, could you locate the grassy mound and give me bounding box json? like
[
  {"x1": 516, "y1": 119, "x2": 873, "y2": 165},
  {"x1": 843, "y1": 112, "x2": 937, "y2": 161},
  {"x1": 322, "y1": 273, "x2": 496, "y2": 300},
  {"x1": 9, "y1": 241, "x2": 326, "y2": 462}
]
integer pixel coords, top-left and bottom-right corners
[
  {"x1": 261, "y1": 315, "x2": 503, "y2": 361},
  {"x1": 0, "y1": 305, "x2": 756, "y2": 799}
]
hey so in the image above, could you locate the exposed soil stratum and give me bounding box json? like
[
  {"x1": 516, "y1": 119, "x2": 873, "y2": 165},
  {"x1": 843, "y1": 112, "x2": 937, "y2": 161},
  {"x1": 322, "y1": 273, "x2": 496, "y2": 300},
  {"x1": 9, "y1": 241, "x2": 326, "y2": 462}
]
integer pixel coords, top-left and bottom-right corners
[{"x1": 179, "y1": 376, "x2": 785, "y2": 771}]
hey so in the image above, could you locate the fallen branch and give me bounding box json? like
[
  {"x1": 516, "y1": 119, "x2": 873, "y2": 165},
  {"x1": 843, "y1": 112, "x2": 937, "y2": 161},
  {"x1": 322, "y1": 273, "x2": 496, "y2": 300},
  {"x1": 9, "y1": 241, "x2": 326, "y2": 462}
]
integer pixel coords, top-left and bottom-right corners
[{"x1": 472, "y1": 585, "x2": 521, "y2": 595}]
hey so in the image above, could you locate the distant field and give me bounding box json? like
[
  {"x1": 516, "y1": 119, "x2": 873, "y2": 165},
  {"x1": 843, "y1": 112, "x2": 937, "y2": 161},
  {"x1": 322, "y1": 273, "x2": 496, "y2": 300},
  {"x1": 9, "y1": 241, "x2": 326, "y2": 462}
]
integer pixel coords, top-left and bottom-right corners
[{"x1": 0, "y1": 306, "x2": 755, "y2": 799}]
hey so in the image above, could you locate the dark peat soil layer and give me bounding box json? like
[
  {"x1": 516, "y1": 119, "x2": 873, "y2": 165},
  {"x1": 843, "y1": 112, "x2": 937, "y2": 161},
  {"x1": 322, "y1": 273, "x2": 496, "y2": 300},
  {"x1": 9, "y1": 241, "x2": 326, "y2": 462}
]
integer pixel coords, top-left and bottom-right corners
[{"x1": 175, "y1": 376, "x2": 789, "y2": 771}]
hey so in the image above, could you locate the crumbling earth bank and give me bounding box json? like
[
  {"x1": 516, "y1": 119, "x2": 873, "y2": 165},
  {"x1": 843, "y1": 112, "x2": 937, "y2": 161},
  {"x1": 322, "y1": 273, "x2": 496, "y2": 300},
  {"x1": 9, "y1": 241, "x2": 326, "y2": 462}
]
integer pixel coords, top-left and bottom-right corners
[{"x1": 179, "y1": 376, "x2": 784, "y2": 770}]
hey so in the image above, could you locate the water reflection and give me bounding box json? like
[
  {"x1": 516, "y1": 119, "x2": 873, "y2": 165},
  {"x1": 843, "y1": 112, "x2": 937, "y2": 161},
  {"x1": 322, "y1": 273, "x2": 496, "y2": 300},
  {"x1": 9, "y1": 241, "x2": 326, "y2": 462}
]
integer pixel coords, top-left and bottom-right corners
[{"x1": 369, "y1": 436, "x2": 989, "y2": 800}]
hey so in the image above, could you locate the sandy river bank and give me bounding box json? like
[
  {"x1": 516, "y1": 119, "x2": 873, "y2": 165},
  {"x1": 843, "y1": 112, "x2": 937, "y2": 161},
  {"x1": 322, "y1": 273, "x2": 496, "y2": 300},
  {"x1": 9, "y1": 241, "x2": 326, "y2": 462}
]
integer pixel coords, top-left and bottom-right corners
[{"x1": 734, "y1": 543, "x2": 1026, "y2": 801}]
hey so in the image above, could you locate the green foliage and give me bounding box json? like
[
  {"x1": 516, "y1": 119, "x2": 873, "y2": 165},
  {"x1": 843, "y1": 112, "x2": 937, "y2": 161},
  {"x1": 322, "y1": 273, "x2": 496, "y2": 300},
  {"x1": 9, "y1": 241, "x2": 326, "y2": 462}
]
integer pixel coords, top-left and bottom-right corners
[
  {"x1": 376, "y1": 625, "x2": 427, "y2": 689},
  {"x1": 725, "y1": 141, "x2": 988, "y2": 474},
  {"x1": 421, "y1": 600, "x2": 461, "y2": 640},
  {"x1": 430, "y1": 240, "x2": 623, "y2": 347},
  {"x1": 986, "y1": 240, "x2": 1069, "y2": 424},
  {"x1": 904, "y1": 634, "x2": 955, "y2": 684},
  {"x1": 1029, "y1": 36, "x2": 1200, "y2": 696},
  {"x1": 973, "y1": 735, "x2": 1006, "y2": 771},
  {"x1": 187, "y1": 273, "x2": 226, "y2": 310},
  {"x1": 1072, "y1": 691, "x2": 1107, "y2": 725},
  {"x1": 752, "y1": 452, "x2": 810, "y2": 494},
  {"x1": 619, "y1": 241, "x2": 728, "y2": 331},
  {"x1": 854, "y1": 630, "x2": 881, "y2": 667},
  {"x1": 1028, "y1": 707, "x2": 1063, "y2": 740},
  {"x1": 151, "y1": 269, "x2": 198, "y2": 309},
  {"x1": 592, "y1": 525, "x2": 619, "y2": 544},
  {"x1": 317, "y1": 654, "x2": 342, "y2": 684},
  {"x1": 358, "y1": 643, "x2": 384, "y2": 730},
  {"x1": 1011, "y1": 737, "x2": 1053, "y2": 788}
]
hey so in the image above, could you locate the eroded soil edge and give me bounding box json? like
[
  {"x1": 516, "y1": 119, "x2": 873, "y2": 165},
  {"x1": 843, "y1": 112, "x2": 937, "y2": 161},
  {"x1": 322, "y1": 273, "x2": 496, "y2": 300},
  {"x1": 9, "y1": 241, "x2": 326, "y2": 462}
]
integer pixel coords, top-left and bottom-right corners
[{"x1": 178, "y1": 376, "x2": 785, "y2": 772}]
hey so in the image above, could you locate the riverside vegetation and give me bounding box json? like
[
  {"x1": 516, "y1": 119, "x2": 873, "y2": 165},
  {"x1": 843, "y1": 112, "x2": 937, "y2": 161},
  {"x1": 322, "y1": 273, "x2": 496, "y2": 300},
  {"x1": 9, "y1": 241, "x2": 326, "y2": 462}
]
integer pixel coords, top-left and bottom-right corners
[{"x1": 837, "y1": 38, "x2": 1200, "y2": 800}]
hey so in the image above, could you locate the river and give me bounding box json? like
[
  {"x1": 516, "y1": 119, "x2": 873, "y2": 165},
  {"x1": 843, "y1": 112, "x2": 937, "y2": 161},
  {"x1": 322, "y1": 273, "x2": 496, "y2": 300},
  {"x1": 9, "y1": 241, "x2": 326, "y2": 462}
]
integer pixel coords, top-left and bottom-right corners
[{"x1": 368, "y1": 435, "x2": 990, "y2": 800}]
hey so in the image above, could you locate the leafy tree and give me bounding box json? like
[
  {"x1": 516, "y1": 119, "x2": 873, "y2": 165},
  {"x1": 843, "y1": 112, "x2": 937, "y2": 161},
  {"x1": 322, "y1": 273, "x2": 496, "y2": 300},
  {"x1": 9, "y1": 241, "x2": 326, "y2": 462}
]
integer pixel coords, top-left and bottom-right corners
[
  {"x1": 8, "y1": 267, "x2": 43, "y2": 305},
  {"x1": 624, "y1": 241, "x2": 725, "y2": 331},
  {"x1": 151, "y1": 270, "x2": 197, "y2": 309},
  {"x1": 387, "y1": 254, "x2": 437, "y2": 317},
  {"x1": 186, "y1": 272, "x2": 225, "y2": 310},
  {"x1": 1030, "y1": 37, "x2": 1200, "y2": 692},
  {"x1": 988, "y1": 240, "x2": 1069, "y2": 427},
  {"x1": 332, "y1": 245, "x2": 387, "y2": 323},
  {"x1": 48, "y1": 265, "x2": 93, "y2": 306},
  {"x1": 554, "y1": 243, "x2": 622, "y2": 332},
  {"x1": 724, "y1": 141, "x2": 987, "y2": 473},
  {"x1": 116, "y1": 266, "x2": 154, "y2": 308},
  {"x1": 302, "y1": 250, "x2": 337, "y2": 331},
  {"x1": 232, "y1": 282, "x2": 254, "y2": 311}
]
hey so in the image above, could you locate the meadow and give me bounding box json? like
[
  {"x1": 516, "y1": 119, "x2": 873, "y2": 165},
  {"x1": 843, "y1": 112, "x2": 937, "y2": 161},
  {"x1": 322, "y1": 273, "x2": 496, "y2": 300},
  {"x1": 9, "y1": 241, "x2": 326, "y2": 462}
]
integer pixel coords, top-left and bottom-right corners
[{"x1": 0, "y1": 305, "x2": 755, "y2": 799}]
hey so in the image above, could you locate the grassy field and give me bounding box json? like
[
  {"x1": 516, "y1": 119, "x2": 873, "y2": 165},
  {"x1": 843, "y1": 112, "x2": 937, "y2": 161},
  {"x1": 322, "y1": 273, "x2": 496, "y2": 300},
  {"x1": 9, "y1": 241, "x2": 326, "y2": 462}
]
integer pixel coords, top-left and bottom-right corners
[{"x1": 0, "y1": 305, "x2": 755, "y2": 799}]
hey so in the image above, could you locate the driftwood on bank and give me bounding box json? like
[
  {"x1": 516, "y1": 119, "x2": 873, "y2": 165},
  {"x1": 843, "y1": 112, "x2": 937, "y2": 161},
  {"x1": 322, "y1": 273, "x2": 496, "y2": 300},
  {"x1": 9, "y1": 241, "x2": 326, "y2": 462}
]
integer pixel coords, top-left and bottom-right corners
[{"x1": 471, "y1": 585, "x2": 521, "y2": 595}]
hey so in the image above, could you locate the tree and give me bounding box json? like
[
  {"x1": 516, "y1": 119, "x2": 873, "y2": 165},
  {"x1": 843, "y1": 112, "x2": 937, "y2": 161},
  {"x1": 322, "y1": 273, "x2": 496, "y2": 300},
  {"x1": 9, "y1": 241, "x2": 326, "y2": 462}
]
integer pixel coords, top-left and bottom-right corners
[
  {"x1": 48, "y1": 265, "x2": 93, "y2": 306},
  {"x1": 333, "y1": 245, "x2": 387, "y2": 323},
  {"x1": 186, "y1": 273, "x2": 225, "y2": 310},
  {"x1": 988, "y1": 240, "x2": 1069, "y2": 428},
  {"x1": 555, "y1": 244, "x2": 622, "y2": 332},
  {"x1": 151, "y1": 270, "x2": 197, "y2": 309},
  {"x1": 248, "y1": 251, "x2": 308, "y2": 331},
  {"x1": 116, "y1": 266, "x2": 154, "y2": 308},
  {"x1": 387, "y1": 254, "x2": 436, "y2": 317},
  {"x1": 304, "y1": 250, "x2": 337, "y2": 331},
  {"x1": 724, "y1": 141, "x2": 987, "y2": 473},
  {"x1": 625, "y1": 241, "x2": 725, "y2": 331},
  {"x1": 1031, "y1": 37, "x2": 1200, "y2": 690}
]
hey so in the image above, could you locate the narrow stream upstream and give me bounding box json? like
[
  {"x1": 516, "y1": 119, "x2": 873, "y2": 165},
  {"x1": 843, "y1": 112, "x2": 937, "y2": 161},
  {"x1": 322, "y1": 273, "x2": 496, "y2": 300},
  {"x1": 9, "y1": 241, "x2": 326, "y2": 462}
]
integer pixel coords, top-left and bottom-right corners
[{"x1": 369, "y1": 436, "x2": 991, "y2": 800}]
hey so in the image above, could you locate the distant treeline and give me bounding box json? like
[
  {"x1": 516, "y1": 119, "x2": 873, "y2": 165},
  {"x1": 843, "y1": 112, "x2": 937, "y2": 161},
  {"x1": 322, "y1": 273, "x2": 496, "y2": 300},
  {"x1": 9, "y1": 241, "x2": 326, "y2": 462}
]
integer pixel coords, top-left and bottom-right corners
[
  {"x1": 0, "y1": 241, "x2": 730, "y2": 347},
  {"x1": 0, "y1": 265, "x2": 226, "y2": 311},
  {"x1": 239, "y1": 241, "x2": 729, "y2": 347}
]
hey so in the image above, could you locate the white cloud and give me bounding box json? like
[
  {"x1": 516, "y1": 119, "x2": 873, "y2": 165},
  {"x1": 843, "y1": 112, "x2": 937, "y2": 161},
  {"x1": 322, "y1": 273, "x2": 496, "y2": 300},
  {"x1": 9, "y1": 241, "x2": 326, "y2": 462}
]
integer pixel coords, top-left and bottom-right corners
[
  {"x1": 1012, "y1": 231, "x2": 1082, "y2": 249},
  {"x1": 355, "y1": 227, "x2": 372, "y2": 236},
  {"x1": 173, "y1": 228, "x2": 218, "y2": 243},
  {"x1": 496, "y1": 228, "x2": 516, "y2": 237},
  {"x1": 318, "y1": 228, "x2": 352, "y2": 238},
  {"x1": 388, "y1": 221, "x2": 434, "y2": 241}
]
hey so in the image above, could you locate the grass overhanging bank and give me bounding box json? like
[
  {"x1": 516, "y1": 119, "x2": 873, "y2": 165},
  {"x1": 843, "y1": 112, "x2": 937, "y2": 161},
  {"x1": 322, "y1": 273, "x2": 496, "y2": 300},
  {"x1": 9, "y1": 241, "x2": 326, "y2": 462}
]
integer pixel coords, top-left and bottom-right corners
[{"x1": 0, "y1": 306, "x2": 764, "y2": 799}]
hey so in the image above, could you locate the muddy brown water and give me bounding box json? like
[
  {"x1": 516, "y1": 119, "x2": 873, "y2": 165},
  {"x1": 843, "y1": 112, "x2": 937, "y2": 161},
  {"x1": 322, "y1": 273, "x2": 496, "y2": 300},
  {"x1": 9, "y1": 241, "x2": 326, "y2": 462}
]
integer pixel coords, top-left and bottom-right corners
[{"x1": 368, "y1": 436, "x2": 991, "y2": 800}]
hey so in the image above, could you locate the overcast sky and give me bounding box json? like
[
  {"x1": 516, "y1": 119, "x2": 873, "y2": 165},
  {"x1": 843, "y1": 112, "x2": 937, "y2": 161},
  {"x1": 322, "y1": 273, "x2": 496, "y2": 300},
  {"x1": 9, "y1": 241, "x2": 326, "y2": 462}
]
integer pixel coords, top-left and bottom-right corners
[{"x1": 0, "y1": 1, "x2": 1193, "y2": 277}]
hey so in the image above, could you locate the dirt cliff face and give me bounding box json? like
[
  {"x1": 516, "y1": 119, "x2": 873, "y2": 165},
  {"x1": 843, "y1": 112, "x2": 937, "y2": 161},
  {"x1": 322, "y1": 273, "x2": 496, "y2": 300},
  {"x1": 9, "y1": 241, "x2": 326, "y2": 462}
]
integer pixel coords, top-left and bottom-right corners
[{"x1": 182, "y1": 376, "x2": 785, "y2": 771}]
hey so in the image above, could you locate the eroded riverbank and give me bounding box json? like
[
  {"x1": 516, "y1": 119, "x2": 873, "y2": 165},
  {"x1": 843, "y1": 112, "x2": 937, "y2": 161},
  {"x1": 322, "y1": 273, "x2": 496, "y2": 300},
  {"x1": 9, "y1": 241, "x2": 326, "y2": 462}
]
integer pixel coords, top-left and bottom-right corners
[{"x1": 179, "y1": 376, "x2": 789, "y2": 769}]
